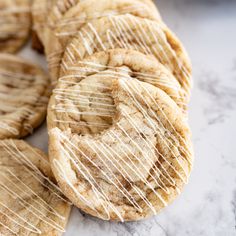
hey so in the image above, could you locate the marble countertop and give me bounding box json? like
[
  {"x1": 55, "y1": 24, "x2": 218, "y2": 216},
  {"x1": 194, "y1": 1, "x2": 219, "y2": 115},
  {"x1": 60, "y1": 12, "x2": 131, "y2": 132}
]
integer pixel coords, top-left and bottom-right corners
[{"x1": 20, "y1": 0, "x2": 236, "y2": 235}]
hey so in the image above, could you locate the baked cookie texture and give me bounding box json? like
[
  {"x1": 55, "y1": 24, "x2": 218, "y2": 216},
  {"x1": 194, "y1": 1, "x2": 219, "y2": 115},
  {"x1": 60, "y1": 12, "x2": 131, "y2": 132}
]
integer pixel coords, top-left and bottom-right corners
[
  {"x1": 0, "y1": 139, "x2": 71, "y2": 235},
  {"x1": 0, "y1": 53, "x2": 51, "y2": 139},
  {"x1": 42, "y1": 0, "x2": 161, "y2": 83},
  {"x1": 48, "y1": 49, "x2": 193, "y2": 221},
  {"x1": 0, "y1": 0, "x2": 31, "y2": 53},
  {"x1": 61, "y1": 14, "x2": 192, "y2": 101},
  {"x1": 48, "y1": 49, "x2": 187, "y2": 135},
  {"x1": 0, "y1": 0, "x2": 193, "y2": 225}
]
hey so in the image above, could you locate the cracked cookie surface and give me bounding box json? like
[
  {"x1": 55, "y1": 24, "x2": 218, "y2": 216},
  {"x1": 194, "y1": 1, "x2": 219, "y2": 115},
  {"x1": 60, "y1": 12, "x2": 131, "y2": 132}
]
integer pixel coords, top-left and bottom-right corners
[
  {"x1": 61, "y1": 14, "x2": 192, "y2": 102},
  {"x1": 48, "y1": 49, "x2": 187, "y2": 136},
  {"x1": 43, "y1": 0, "x2": 161, "y2": 83}
]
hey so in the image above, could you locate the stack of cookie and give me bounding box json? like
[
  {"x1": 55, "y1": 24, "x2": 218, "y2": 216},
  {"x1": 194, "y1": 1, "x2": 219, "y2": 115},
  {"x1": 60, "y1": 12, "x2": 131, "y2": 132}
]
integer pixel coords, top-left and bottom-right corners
[
  {"x1": 0, "y1": 0, "x2": 193, "y2": 234},
  {"x1": 38, "y1": 0, "x2": 193, "y2": 221}
]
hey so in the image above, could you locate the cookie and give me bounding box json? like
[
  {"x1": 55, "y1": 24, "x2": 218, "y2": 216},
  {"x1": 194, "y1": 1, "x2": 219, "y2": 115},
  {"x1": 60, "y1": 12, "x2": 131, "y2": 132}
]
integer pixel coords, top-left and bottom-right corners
[
  {"x1": 43, "y1": 0, "x2": 161, "y2": 83},
  {"x1": 0, "y1": 0, "x2": 31, "y2": 53},
  {"x1": 31, "y1": 0, "x2": 58, "y2": 52},
  {"x1": 0, "y1": 139, "x2": 71, "y2": 235},
  {"x1": 48, "y1": 50, "x2": 193, "y2": 221},
  {"x1": 48, "y1": 49, "x2": 187, "y2": 136},
  {"x1": 61, "y1": 14, "x2": 192, "y2": 101},
  {"x1": 0, "y1": 53, "x2": 51, "y2": 139}
]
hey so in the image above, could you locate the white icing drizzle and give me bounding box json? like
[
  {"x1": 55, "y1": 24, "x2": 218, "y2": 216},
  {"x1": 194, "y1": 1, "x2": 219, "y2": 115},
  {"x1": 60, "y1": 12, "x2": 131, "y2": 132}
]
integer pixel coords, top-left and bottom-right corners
[
  {"x1": 59, "y1": 15, "x2": 192, "y2": 94},
  {"x1": 58, "y1": 69, "x2": 184, "y2": 100},
  {"x1": 0, "y1": 140, "x2": 70, "y2": 234},
  {"x1": 118, "y1": 112, "x2": 176, "y2": 189},
  {"x1": 52, "y1": 73, "x2": 185, "y2": 124},
  {"x1": 108, "y1": 127, "x2": 173, "y2": 198},
  {"x1": 0, "y1": 169, "x2": 64, "y2": 220},
  {"x1": 44, "y1": 4, "x2": 193, "y2": 221},
  {"x1": 50, "y1": 69, "x2": 192, "y2": 220},
  {"x1": 0, "y1": 183, "x2": 65, "y2": 233},
  {"x1": 0, "y1": 220, "x2": 17, "y2": 235},
  {"x1": 53, "y1": 159, "x2": 107, "y2": 220},
  {"x1": 56, "y1": 52, "x2": 190, "y2": 146},
  {"x1": 2, "y1": 141, "x2": 69, "y2": 203},
  {"x1": 55, "y1": 5, "x2": 151, "y2": 29},
  {"x1": 53, "y1": 135, "x2": 124, "y2": 221}
]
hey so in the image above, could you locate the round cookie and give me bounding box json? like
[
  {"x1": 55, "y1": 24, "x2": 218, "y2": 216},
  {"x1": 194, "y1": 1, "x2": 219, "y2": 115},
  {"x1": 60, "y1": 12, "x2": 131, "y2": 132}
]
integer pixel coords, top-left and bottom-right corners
[
  {"x1": 0, "y1": 53, "x2": 51, "y2": 139},
  {"x1": 0, "y1": 0, "x2": 31, "y2": 53},
  {"x1": 62, "y1": 14, "x2": 192, "y2": 102},
  {"x1": 43, "y1": 0, "x2": 161, "y2": 83},
  {"x1": 0, "y1": 139, "x2": 71, "y2": 235},
  {"x1": 48, "y1": 50, "x2": 193, "y2": 221},
  {"x1": 48, "y1": 49, "x2": 187, "y2": 136}
]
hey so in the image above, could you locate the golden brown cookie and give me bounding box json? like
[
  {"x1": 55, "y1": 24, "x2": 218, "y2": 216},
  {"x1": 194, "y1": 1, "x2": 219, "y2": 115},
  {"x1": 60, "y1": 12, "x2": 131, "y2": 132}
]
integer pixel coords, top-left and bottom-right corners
[
  {"x1": 43, "y1": 0, "x2": 161, "y2": 83},
  {"x1": 0, "y1": 53, "x2": 51, "y2": 139},
  {"x1": 0, "y1": 139, "x2": 71, "y2": 235},
  {"x1": 48, "y1": 49, "x2": 187, "y2": 136},
  {"x1": 0, "y1": 0, "x2": 31, "y2": 53},
  {"x1": 48, "y1": 50, "x2": 193, "y2": 221},
  {"x1": 61, "y1": 14, "x2": 192, "y2": 102}
]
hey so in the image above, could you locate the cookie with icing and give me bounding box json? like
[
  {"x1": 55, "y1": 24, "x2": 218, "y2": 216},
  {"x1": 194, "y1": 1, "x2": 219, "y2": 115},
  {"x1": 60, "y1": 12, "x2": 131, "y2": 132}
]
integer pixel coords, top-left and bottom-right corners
[
  {"x1": 43, "y1": 0, "x2": 161, "y2": 83},
  {"x1": 0, "y1": 0, "x2": 31, "y2": 53},
  {"x1": 48, "y1": 49, "x2": 187, "y2": 136},
  {"x1": 0, "y1": 139, "x2": 71, "y2": 235},
  {"x1": 61, "y1": 14, "x2": 192, "y2": 102},
  {"x1": 0, "y1": 53, "x2": 50, "y2": 139},
  {"x1": 48, "y1": 49, "x2": 193, "y2": 221}
]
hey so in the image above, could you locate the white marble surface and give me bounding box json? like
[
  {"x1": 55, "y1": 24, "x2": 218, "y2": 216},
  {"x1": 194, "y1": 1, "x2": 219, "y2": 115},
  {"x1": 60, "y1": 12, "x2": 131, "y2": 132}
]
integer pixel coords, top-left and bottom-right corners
[{"x1": 19, "y1": 0, "x2": 236, "y2": 235}]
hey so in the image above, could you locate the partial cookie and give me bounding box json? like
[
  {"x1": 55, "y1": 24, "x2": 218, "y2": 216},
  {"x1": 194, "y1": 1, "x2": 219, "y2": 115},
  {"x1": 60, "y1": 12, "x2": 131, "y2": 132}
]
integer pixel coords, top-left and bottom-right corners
[
  {"x1": 0, "y1": 53, "x2": 51, "y2": 139},
  {"x1": 48, "y1": 49, "x2": 187, "y2": 136},
  {"x1": 48, "y1": 50, "x2": 193, "y2": 221},
  {"x1": 62, "y1": 14, "x2": 192, "y2": 102},
  {"x1": 43, "y1": 0, "x2": 161, "y2": 83},
  {"x1": 0, "y1": 0, "x2": 31, "y2": 53},
  {"x1": 0, "y1": 139, "x2": 71, "y2": 235},
  {"x1": 31, "y1": 0, "x2": 58, "y2": 52}
]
